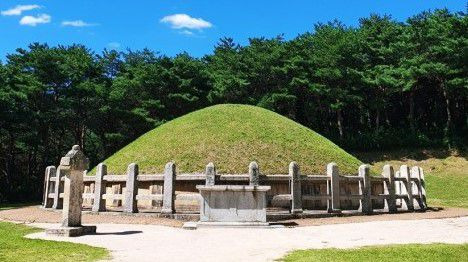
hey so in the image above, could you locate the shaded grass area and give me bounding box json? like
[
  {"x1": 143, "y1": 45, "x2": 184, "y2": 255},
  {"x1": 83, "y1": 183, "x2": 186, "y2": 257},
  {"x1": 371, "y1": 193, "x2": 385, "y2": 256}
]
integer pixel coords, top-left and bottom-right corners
[
  {"x1": 0, "y1": 202, "x2": 40, "y2": 211},
  {"x1": 281, "y1": 243, "x2": 468, "y2": 262},
  {"x1": 357, "y1": 149, "x2": 468, "y2": 208},
  {"x1": 98, "y1": 104, "x2": 362, "y2": 175},
  {"x1": 0, "y1": 222, "x2": 109, "y2": 262}
]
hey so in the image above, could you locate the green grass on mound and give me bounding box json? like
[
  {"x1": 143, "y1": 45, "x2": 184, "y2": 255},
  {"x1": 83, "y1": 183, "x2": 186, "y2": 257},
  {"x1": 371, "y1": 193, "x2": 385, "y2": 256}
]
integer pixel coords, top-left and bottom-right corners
[
  {"x1": 0, "y1": 222, "x2": 109, "y2": 262},
  {"x1": 100, "y1": 104, "x2": 362, "y2": 175},
  {"x1": 280, "y1": 243, "x2": 468, "y2": 262}
]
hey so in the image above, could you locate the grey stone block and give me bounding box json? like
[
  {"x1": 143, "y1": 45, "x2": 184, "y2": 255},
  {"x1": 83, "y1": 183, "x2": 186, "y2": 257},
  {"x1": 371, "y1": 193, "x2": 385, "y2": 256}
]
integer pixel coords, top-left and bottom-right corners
[
  {"x1": 46, "y1": 225, "x2": 96, "y2": 237},
  {"x1": 197, "y1": 185, "x2": 271, "y2": 223}
]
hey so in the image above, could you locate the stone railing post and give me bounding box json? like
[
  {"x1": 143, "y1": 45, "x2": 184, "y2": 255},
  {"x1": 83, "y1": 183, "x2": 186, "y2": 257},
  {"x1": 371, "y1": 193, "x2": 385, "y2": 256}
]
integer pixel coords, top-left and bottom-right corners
[
  {"x1": 419, "y1": 167, "x2": 427, "y2": 209},
  {"x1": 358, "y1": 164, "x2": 372, "y2": 214},
  {"x1": 162, "y1": 162, "x2": 176, "y2": 214},
  {"x1": 327, "y1": 162, "x2": 341, "y2": 213},
  {"x1": 92, "y1": 163, "x2": 107, "y2": 212},
  {"x1": 43, "y1": 166, "x2": 56, "y2": 208},
  {"x1": 249, "y1": 161, "x2": 260, "y2": 186},
  {"x1": 399, "y1": 165, "x2": 414, "y2": 211},
  {"x1": 123, "y1": 163, "x2": 138, "y2": 213},
  {"x1": 289, "y1": 162, "x2": 303, "y2": 214},
  {"x1": 382, "y1": 165, "x2": 396, "y2": 213},
  {"x1": 205, "y1": 162, "x2": 216, "y2": 186},
  {"x1": 411, "y1": 166, "x2": 426, "y2": 211},
  {"x1": 394, "y1": 170, "x2": 401, "y2": 207},
  {"x1": 52, "y1": 167, "x2": 65, "y2": 209}
]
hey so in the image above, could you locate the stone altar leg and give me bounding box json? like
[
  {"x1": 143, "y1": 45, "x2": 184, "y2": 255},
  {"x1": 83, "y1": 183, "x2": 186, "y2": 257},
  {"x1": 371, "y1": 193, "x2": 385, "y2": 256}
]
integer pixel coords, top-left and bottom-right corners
[
  {"x1": 205, "y1": 162, "x2": 216, "y2": 186},
  {"x1": 249, "y1": 162, "x2": 260, "y2": 186}
]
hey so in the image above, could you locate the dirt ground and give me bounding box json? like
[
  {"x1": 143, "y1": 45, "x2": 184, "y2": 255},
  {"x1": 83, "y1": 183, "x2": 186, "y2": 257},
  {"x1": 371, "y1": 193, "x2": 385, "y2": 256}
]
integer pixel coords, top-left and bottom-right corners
[
  {"x1": 0, "y1": 206, "x2": 183, "y2": 227},
  {"x1": 1, "y1": 205, "x2": 467, "y2": 227}
]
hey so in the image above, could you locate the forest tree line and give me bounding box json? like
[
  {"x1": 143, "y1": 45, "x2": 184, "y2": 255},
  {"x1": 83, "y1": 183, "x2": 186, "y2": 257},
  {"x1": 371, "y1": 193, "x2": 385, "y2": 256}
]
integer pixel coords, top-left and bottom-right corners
[{"x1": 0, "y1": 9, "x2": 466, "y2": 201}]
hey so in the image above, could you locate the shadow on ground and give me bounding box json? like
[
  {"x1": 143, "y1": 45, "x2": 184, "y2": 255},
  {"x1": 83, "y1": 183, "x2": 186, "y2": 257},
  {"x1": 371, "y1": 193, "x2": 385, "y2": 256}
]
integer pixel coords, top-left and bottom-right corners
[{"x1": 94, "y1": 230, "x2": 143, "y2": 236}]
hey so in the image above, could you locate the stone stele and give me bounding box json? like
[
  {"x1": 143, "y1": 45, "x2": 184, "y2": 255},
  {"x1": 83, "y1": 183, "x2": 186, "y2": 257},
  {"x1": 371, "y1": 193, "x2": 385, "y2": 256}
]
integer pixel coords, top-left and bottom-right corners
[{"x1": 46, "y1": 145, "x2": 96, "y2": 237}]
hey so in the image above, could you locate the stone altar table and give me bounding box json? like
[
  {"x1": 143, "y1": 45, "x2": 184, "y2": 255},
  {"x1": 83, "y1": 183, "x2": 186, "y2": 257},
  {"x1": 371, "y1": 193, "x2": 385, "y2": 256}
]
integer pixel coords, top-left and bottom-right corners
[{"x1": 194, "y1": 185, "x2": 271, "y2": 227}]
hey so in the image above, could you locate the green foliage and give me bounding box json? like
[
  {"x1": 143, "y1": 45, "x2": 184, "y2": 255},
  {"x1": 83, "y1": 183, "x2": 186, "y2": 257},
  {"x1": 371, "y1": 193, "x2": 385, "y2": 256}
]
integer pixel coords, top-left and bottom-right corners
[
  {"x1": 99, "y1": 104, "x2": 362, "y2": 174},
  {"x1": 280, "y1": 243, "x2": 468, "y2": 262},
  {"x1": 0, "y1": 9, "x2": 466, "y2": 201},
  {"x1": 0, "y1": 222, "x2": 108, "y2": 261}
]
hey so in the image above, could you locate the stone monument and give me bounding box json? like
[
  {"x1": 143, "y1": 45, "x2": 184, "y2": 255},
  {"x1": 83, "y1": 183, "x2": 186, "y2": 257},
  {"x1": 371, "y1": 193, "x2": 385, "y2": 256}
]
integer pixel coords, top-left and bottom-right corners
[{"x1": 46, "y1": 145, "x2": 96, "y2": 237}]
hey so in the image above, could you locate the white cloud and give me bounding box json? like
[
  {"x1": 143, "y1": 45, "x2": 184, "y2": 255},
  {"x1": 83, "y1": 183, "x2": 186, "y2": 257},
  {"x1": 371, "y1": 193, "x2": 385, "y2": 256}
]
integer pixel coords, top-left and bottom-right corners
[
  {"x1": 19, "y1": 14, "x2": 51, "y2": 26},
  {"x1": 62, "y1": 20, "x2": 96, "y2": 27},
  {"x1": 180, "y1": 30, "x2": 194, "y2": 36},
  {"x1": 160, "y1": 14, "x2": 212, "y2": 30},
  {"x1": 107, "y1": 42, "x2": 121, "y2": 50},
  {"x1": 1, "y1": 4, "x2": 40, "y2": 16}
]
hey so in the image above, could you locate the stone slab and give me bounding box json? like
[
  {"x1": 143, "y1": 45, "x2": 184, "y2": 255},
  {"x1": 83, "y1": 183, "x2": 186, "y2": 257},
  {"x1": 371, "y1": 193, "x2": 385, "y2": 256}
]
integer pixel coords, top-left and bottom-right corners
[
  {"x1": 183, "y1": 221, "x2": 284, "y2": 230},
  {"x1": 45, "y1": 225, "x2": 96, "y2": 237}
]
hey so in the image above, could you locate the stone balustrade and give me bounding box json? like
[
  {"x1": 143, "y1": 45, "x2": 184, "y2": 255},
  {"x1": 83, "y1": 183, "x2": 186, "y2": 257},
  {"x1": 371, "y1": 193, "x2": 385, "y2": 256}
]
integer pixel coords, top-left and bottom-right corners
[{"x1": 42, "y1": 160, "x2": 428, "y2": 216}]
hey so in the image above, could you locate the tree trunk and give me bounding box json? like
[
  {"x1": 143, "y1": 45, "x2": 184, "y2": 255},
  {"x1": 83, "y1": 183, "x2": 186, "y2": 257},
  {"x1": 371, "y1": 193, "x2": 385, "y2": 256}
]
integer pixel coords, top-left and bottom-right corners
[
  {"x1": 337, "y1": 108, "x2": 344, "y2": 138},
  {"x1": 375, "y1": 109, "x2": 380, "y2": 130},
  {"x1": 385, "y1": 110, "x2": 391, "y2": 126},
  {"x1": 409, "y1": 90, "x2": 415, "y2": 131},
  {"x1": 80, "y1": 125, "x2": 86, "y2": 150},
  {"x1": 442, "y1": 83, "x2": 452, "y2": 142}
]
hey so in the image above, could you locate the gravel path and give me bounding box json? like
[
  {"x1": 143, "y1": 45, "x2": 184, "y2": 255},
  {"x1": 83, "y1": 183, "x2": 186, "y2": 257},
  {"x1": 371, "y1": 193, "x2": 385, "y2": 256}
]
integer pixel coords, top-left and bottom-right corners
[{"x1": 27, "y1": 217, "x2": 468, "y2": 262}]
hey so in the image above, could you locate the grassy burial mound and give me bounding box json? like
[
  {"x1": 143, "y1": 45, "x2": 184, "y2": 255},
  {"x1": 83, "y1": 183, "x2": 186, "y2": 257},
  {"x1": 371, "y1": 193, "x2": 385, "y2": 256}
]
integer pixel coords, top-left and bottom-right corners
[{"x1": 101, "y1": 104, "x2": 362, "y2": 175}]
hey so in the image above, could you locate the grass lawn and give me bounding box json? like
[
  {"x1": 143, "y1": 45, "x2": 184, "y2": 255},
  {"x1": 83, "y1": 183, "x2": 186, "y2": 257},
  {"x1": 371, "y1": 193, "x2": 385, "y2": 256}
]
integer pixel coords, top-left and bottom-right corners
[
  {"x1": 280, "y1": 243, "x2": 468, "y2": 262},
  {"x1": 357, "y1": 149, "x2": 468, "y2": 209},
  {"x1": 0, "y1": 222, "x2": 109, "y2": 262}
]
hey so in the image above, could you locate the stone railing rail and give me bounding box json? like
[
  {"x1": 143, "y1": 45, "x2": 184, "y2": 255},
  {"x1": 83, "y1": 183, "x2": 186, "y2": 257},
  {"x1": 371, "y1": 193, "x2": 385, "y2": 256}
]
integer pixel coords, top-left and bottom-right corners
[{"x1": 43, "y1": 161, "x2": 427, "y2": 215}]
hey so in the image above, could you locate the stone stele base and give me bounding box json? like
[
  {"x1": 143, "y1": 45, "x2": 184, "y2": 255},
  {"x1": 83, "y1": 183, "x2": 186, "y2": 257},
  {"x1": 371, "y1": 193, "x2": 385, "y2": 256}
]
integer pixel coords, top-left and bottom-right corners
[{"x1": 46, "y1": 225, "x2": 96, "y2": 237}]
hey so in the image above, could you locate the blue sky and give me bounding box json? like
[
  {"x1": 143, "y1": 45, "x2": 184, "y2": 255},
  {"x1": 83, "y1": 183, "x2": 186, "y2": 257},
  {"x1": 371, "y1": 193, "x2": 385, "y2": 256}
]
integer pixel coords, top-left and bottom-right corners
[{"x1": 0, "y1": 0, "x2": 465, "y2": 59}]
